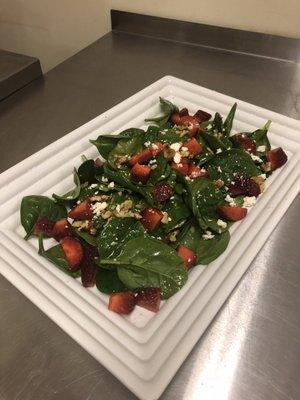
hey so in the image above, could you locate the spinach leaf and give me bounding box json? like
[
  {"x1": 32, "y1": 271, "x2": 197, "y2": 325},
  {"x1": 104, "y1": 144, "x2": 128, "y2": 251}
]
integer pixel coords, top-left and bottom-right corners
[
  {"x1": 21, "y1": 195, "x2": 67, "y2": 239},
  {"x1": 96, "y1": 268, "x2": 127, "y2": 294},
  {"x1": 145, "y1": 97, "x2": 179, "y2": 127},
  {"x1": 108, "y1": 135, "x2": 143, "y2": 169},
  {"x1": 201, "y1": 131, "x2": 231, "y2": 152},
  {"x1": 211, "y1": 112, "x2": 223, "y2": 132},
  {"x1": 148, "y1": 153, "x2": 171, "y2": 184},
  {"x1": 143, "y1": 125, "x2": 159, "y2": 143},
  {"x1": 157, "y1": 128, "x2": 184, "y2": 144},
  {"x1": 207, "y1": 149, "x2": 261, "y2": 183},
  {"x1": 223, "y1": 103, "x2": 237, "y2": 136},
  {"x1": 162, "y1": 194, "x2": 191, "y2": 233},
  {"x1": 101, "y1": 236, "x2": 187, "y2": 299},
  {"x1": 97, "y1": 218, "x2": 145, "y2": 259},
  {"x1": 248, "y1": 120, "x2": 271, "y2": 155},
  {"x1": 78, "y1": 159, "x2": 97, "y2": 184},
  {"x1": 53, "y1": 169, "x2": 81, "y2": 202},
  {"x1": 73, "y1": 229, "x2": 98, "y2": 246},
  {"x1": 38, "y1": 236, "x2": 81, "y2": 277}
]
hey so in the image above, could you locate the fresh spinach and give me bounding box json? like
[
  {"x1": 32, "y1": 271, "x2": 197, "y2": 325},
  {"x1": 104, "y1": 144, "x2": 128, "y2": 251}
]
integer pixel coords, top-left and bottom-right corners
[
  {"x1": 223, "y1": 103, "x2": 237, "y2": 136},
  {"x1": 73, "y1": 229, "x2": 98, "y2": 246},
  {"x1": 96, "y1": 268, "x2": 127, "y2": 294},
  {"x1": 162, "y1": 194, "x2": 191, "y2": 233},
  {"x1": 145, "y1": 97, "x2": 179, "y2": 127},
  {"x1": 148, "y1": 153, "x2": 171, "y2": 184},
  {"x1": 78, "y1": 159, "x2": 97, "y2": 184},
  {"x1": 21, "y1": 195, "x2": 67, "y2": 239},
  {"x1": 108, "y1": 135, "x2": 143, "y2": 169},
  {"x1": 53, "y1": 169, "x2": 81, "y2": 202}
]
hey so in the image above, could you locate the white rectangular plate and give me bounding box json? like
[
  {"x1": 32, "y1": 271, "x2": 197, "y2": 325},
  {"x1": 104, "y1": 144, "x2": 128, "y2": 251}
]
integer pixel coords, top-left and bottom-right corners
[{"x1": 0, "y1": 76, "x2": 299, "y2": 400}]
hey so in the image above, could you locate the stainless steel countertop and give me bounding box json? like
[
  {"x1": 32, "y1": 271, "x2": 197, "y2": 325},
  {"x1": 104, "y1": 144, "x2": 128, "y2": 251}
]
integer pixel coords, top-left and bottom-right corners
[{"x1": 0, "y1": 29, "x2": 299, "y2": 400}]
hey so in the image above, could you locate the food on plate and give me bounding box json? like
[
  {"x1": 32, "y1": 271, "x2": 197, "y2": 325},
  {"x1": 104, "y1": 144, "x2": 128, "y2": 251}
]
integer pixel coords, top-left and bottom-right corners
[{"x1": 20, "y1": 98, "x2": 288, "y2": 315}]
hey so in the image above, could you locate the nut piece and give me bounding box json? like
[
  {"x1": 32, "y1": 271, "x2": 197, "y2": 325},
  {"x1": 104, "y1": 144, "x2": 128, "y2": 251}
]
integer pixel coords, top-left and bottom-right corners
[
  {"x1": 214, "y1": 179, "x2": 224, "y2": 188},
  {"x1": 252, "y1": 176, "x2": 265, "y2": 192}
]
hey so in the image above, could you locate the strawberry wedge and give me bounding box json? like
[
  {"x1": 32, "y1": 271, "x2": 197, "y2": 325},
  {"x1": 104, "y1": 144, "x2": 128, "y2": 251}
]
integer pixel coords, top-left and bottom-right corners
[
  {"x1": 185, "y1": 138, "x2": 203, "y2": 156},
  {"x1": 52, "y1": 218, "x2": 72, "y2": 241},
  {"x1": 60, "y1": 237, "x2": 84, "y2": 270},
  {"x1": 81, "y1": 245, "x2": 98, "y2": 287},
  {"x1": 108, "y1": 292, "x2": 136, "y2": 314},
  {"x1": 141, "y1": 207, "x2": 163, "y2": 231},
  {"x1": 266, "y1": 147, "x2": 287, "y2": 170},
  {"x1": 136, "y1": 288, "x2": 161, "y2": 313},
  {"x1": 128, "y1": 148, "x2": 153, "y2": 166},
  {"x1": 131, "y1": 163, "x2": 151, "y2": 184},
  {"x1": 217, "y1": 205, "x2": 247, "y2": 221},
  {"x1": 171, "y1": 157, "x2": 189, "y2": 175},
  {"x1": 176, "y1": 245, "x2": 197, "y2": 270},
  {"x1": 188, "y1": 164, "x2": 209, "y2": 179},
  {"x1": 68, "y1": 199, "x2": 93, "y2": 220}
]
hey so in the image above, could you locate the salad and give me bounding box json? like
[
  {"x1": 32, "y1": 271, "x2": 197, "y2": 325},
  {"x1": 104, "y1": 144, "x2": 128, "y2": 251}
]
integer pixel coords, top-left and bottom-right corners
[{"x1": 20, "y1": 98, "x2": 288, "y2": 315}]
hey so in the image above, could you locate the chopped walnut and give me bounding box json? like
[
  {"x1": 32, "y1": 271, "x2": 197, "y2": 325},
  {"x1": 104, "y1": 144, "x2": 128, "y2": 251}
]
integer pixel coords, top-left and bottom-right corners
[
  {"x1": 102, "y1": 210, "x2": 113, "y2": 219},
  {"x1": 114, "y1": 155, "x2": 128, "y2": 165},
  {"x1": 161, "y1": 211, "x2": 170, "y2": 224},
  {"x1": 72, "y1": 220, "x2": 91, "y2": 231},
  {"x1": 90, "y1": 195, "x2": 109, "y2": 202},
  {"x1": 163, "y1": 147, "x2": 175, "y2": 160},
  {"x1": 167, "y1": 230, "x2": 179, "y2": 242},
  {"x1": 214, "y1": 179, "x2": 224, "y2": 188},
  {"x1": 261, "y1": 162, "x2": 272, "y2": 172}
]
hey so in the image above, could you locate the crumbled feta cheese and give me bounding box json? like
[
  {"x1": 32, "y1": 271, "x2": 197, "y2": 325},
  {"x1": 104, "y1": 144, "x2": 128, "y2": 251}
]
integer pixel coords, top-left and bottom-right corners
[
  {"x1": 243, "y1": 196, "x2": 256, "y2": 209},
  {"x1": 217, "y1": 166, "x2": 222, "y2": 173},
  {"x1": 149, "y1": 159, "x2": 157, "y2": 165},
  {"x1": 216, "y1": 148, "x2": 222, "y2": 154},
  {"x1": 250, "y1": 154, "x2": 263, "y2": 163},
  {"x1": 217, "y1": 219, "x2": 227, "y2": 229},
  {"x1": 225, "y1": 194, "x2": 234, "y2": 203},
  {"x1": 202, "y1": 230, "x2": 215, "y2": 240},
  {"x1": 260, "y1": 173, "x2": 267, "y2": 180},
  {"x1": 108, "y1": 182, "x2": 115, "y2": 188},
  {"x1": 92, "y1": 201, "x2": 108, "y2": 216},
  {"x1": 101, "y1": 176, "x2": 108, "y2": 182},
  {"x1": 89, "y1": 183, "x2": 98, "y2": 188},
  {"x1": 170, "y1": 142, "x2": 182, "y2": 152},
  {"x1": 206, "y1": 124, "x2": 212, "y2": 129},
  {"x1": 144, "y1": 141, "x2": 151, "y2": 147},
  {"x1": 257, "y1": 145, "x2": 266, "y2": 152},
  {"x1": 181, "y1": 146, "x2": 188, "y2": 152},
  {"x1": 161, "y1": 212, "x2": 170, "y2": 224},
  {"x1": 173, "y1": 152, "x2": 181, "y2": 164}
]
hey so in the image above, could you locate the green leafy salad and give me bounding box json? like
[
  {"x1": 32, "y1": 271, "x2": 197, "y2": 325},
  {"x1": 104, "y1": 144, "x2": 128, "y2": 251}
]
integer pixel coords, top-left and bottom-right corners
[{"x1": 20, "y1": 98, "x2": 288, "y2": 315}]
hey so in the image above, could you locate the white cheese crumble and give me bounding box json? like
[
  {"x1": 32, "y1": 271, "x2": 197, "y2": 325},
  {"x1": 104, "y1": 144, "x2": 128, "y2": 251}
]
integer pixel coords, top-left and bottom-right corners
[
  {"x1": 181, "y1": 146, "x2": 188, "y2": 152},
  {"x1": 101, "y1": 176, "x2": 108, "y2": 182},
  {"x1": 89, "y1": 183, "x2": 98, "y2": 188},
  {"x1": 250, "y1": 154, "x2": 263, "y2": 163},
  {"x1": 173, "y1": 152, "x2": 182, "y2": 164},
  {"x1": 108, "y1": 182, "x2": 115, "y2": 188},
  {"x1": 202, "y1": 230, "x2": 215, "y2": 240},
  {"x1": 92, "y1": 201, "x2": 108, "y2": 216},
  {"x1": 216, "y1": 148, "x2": 222, "y2": 154},
  {"x1": 243, "y1": 196, "x2": 256, "y2": 209},
  {"x1": 217, "y1": 166, "x2": 222, "y2": 173},
  {"x1": 257, "y1": 145, "x2": 266, "y2": 152},
  {"x1": 225, "y1": 194, "x2": 234, "y2": 203},
  {"x1": 260, "y1": 173, "x2": 267, "y2": 180},
  {"x1": 151, "y1": 143, "x2": 158, "y2": 150},
  {"x1": 217, "y1": 219, "x2": 227, "y2": 229},
  {"x1": 170, "y1": 142, "x2": 182, "y2": 152},
  {"x1": 144, "y1": 141, "x2": 151, "y2": 147}
]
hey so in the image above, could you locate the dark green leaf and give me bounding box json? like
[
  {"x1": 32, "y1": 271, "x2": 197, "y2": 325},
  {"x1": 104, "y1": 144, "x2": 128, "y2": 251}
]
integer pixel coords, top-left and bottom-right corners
[
  {"x1": 96, "y1": 268, "x2": 127, "y2": 294},
  {"x1": 78, "y1": 159, "x2": 97, "y2": 184},
  {"x1": 148, "y1": 153, "x2": 170, "y2": 184},
  {"x1": 145, "y1": 97, "x2": 179, "y2": 127},
  {"x1": 53, "y1": 169, "x2": 81, "y2": 202},
  {"x1": 73, "y1": 229, "x2": 98, "y2": 246},
  {"x1": 162, "y1": 194, "x2": 191, "y2": 232},
  {"x1": 223, "y1": 103, "x2": 237, "y2": 136}
]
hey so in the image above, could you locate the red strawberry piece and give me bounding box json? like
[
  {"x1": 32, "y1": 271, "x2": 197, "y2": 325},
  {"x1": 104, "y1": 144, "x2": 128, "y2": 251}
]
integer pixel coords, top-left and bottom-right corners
[
  {"x1": 108, "y1": 292, "x2": 136, "y2": 314},
  {"x1": 140, "y1": 207, "x2": 163, "y2": 231},
  {"x1": 180, "y1": 116, "x2": 200, "y2": 137},
  {"x1": 81, "y1": 245, "x2": 98, "y2": 287},
  {"x1": 229, "y1": 176, "x2": 260, "y2": 197},
  {"x1": 247, "y1": 179, "x2": 261, "y2": 197},
  {"x1": 170, "y1": 112, "x2": 182, "y2": 125},
  {"x1": 188, "y1": 164, "x2": 209, "y2": 179},
  {"x1": 193, "y1": 109, "x2": 212, "y2": 122},
  {"x1": 237, "y1": 134, "x2": 256, "y2": 154},
  {"x1": 185, "y1": 138, "x2": 203, "y2": 156},
  {"x1": 52, "y1": 218, "x2": 72, "y2": 241},
  {"x1": 94, "y1": 158, "x2": 104, "y2": 168},
  {"x1": 266, "y1": 147, "x2": 287, "y2": 170},
  {"x1": 33, "y1": 216, "x2": 54, "y2": 237},
  {"x1": 136, "y1": 288, "x2": 161, "y2": 313},
  {"x1": 60, "y1": 237, "x2": 84, "y2": 270},
  {"x1": 179, "y1": 108, "x2": 189, "y2": 117},
  {"x1": 68, "y1": 199, "x2": 93, "y2": 221},
  {"x1": 128, "y1": 148, "x2": 153, "y2": 166},
  {"x1": 131, "y1": 163, "x2": 151, "y2": 184},
  {"x1": 176, "y1": 245, "x2": 197, "y2": 270},
  {"x1": 151, "y1": 142, "x2": 165, "y2": 156},
  {"x1": 171, "y1": 157, "x2": 189, "y2": 175},
  {"x1": 217, "y1": 205, "x2": 247, "y2": 221},
  {"x1": 154, "y1": 183, "x2": 172, "y2": 203}
]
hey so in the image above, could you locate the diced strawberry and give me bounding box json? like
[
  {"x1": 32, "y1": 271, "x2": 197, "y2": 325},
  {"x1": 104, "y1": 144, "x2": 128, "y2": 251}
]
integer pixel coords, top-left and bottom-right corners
[
  {"x1": 52, "y1": 218, "x2": 72, "y2": 241},
  {"x1": 108, "y1": 292, "x2": 136, "y2": 314},
  {"x1": 170, "y1": 112, "x2": 182, "y2": 125},
  {"x1": 217, "y1": 205, "x2": 247, "y2": 221},
  {"x1": 136, "y1": 288, "x2": 161, "y2": 313},
  {"x1": 33, "y1": 216, "x2": 54, "y2": 237},
  {"x1": 180, "y1": 116, "x2": 200, "y2": 137},
  {"x1": 151, "y1": 142, "x2": 165, "y2": 156},
  {"x1": 185, "y1": 138, "x2": 203, "y2": 156},
  {"x1": 140, "y1": 207, "x2": 163, "y2": 231},
  {"x1": 94, "y1": 158, "x2": 104, "y2": 168},
  {"x1": 193, "y1": 109, "x2": 212, "y2": 122},
  {"x1": 68, "y1": 199, "x2": 93, "y2": 221},
  {"x1": 81, "y1": 245, "x2": 98, "y2": 287},
  {"x1": 176, "y1": 245, "x2": 197, "y2": 270},
  {"x1": 128, "y1": 148, "x2": 153, "y2": 166},
  {"x1": 131, "y1": 163, "x2": 151, "y2": 184},
  {"x1": 229, "y1": 176, "x2": 260, "y2": 197},
  {"x1": 266, "y1": 147, "x2": 287, "y2": 170},
  {"x1": 171, "y1": 157, "x2": 189, "y2": 175},
  {"x1": 60, "y1": 237, "x2": 84, "y2": 270},
  {"x1": 179, "y1": 108, "x2": 189, "y2": 117},
  {"x1": 188, "y1": 164, "x2": 209, "y2": 179},
  {"x1": 154, "y1": 183, "x2": 172, "y2": 203},
  {"x1": 237, "y1": 134, "x2": 256, "y2": 154}
]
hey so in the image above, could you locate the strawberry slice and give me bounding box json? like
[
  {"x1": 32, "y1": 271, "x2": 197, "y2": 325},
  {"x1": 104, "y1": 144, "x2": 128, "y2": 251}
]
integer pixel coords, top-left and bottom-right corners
[
  {"x1": 141, "y1": 207, "x2": 163, "y2": 231},
  {"x1": 151, "y1": 142, "x2": 165, "y2": 156},
  {"x1": 154, "y1": 183, "x2": 172, "y2": 203},
  {"x1": 229, "y1": 176, "x2": 260, "y2": 197},
  {"x1": 193, "y1": 109, "x2": 211, "y2": 122},
  {"x1": 180, "y1": 115, "x2": 200, "y2": 137},
  {"x1": 185, "y1": 138, "x2": 203, "y2": 156},
  {"x1": 52, "y1": 218, "x2": 72, "y2": 241},
  {"x1": 33, "y1": 216, "x2": 54, "y2": 237},
  {"x1": 176, "y1": 245, "x2": 197, "y2": 270},
  {"x1": 131, "y1": 163, "x2": 151, "y2": 184},
  {"x1": 236, "y1": 134, "x2": 256, "y2": 154},
  {"x1": 128, "y1": 148, "x2": 153, "y2": 166},
  {"x1": 60, "y1": 237, "x2": 84, "y2": 270},
  {"x1": 68, "y1": 199, "x2": 93, "y2": 220},
  {"x1": 217, "y1": 205, "x2": 247, "y2": 221},
  {"x1": 171, "y1": 112, "x2": 182, "y2": 125},
  {"x1": 188, "y1": 164, "x2": 209, "y2": 179},
  {"x1": 171, "y1": 157, "x2": 189, "y2": 175},
  {"x1": 81, "y1": 245, "x2": 98, "y2": 287},
  {"x1": 108, "y1": 292, "x2": 136, "y2": 314},
  {"x1": 266, "y1": 147, "x2": 287, "y2": 170},
  {"x1": 136, "y1": 288, "x2": 161, "y2": 313}
]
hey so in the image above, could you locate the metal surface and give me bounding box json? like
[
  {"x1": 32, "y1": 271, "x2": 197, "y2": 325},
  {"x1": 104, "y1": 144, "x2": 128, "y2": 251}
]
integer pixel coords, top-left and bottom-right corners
[
  {"x1": 0, "y1": 19, "x2": 300, "y2": 400},
  {"x1": 0, "y1": 49, "x2": 42, "y2": 101}
]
